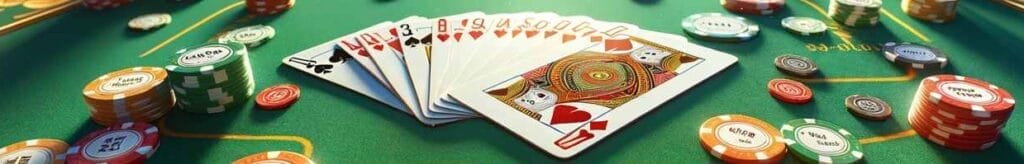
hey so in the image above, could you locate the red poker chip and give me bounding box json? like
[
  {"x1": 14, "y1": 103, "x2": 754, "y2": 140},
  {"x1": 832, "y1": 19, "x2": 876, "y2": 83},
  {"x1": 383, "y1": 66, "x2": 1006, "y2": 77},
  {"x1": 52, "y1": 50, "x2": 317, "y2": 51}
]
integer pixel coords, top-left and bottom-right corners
[
  {"x1": 721, "y1": 0, "x2": 784, "y2": 15},
  {"x1": 767, "y1": 79, "x2": 813, "y2": 104},
  {"x1": 913, "y1": 95, "x2": 1009, "y2": 129},
  {"x1": 910, "y1": 122, "x2": 998, "y2": 151},
  {"x1": 246, "y1": 0, "x2": 295, "y2": 15},
  {"x1": 910, "y1": 109, "x2": 1002, "y2": 139},
  {"x1": 256, "y1": 84, "x2": 301, "y2": 110},
  {"x1": 920, "y1": 75, "x2": 1016, "y2": 117},
  {"x1": 67, "y1": 122, "x2": 160, "y2": 164}
]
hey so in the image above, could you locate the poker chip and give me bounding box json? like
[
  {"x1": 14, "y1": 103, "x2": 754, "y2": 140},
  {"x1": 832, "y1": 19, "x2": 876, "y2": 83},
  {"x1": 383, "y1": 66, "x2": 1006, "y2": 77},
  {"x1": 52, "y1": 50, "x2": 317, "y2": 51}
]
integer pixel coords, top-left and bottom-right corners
[
  {"x1": 827, "y1": 0, "x2": 883, "y2": 27},
  {"x1": 166, "y1": 42, "x2": 256, "y2": 114},
  {"x1": 681, "y1": 12, "x2": 760, "y2": 43},
  {"x1": 218, "y1": 25, "x2": 276, "y2": 48},
  {"x1": 902, "y1": 0, "x2": 959, "y2": 23},
  {"x1": 233, "y1": 151, "x2": 314, "y2": 164},
  {"x1": 245, "y1": 0, "x2": 295, "y2": 16},
  {"x1": 82, "y1": 0, "x2": 133, "y2": 10},
  {"x1": 780, "y1": 16, "x2": 827, "y2": 36},
  {"x1": 721, "y1": 0, "x2": 786, "y2": 15},
  {"x1": 0, "y1": 139, "x2": 69, "y2": 164},
  {"x1": 698, "y1": 115, "x2": 787, "y2": 163},
  {"x1": 908, "y1": 74, "x2": 1015, "y2": 151},
  {"x1": 82, "y1": 67, "x2": 175, "y2": 126},
  {"x1": 781, "y1": 118, "x2": 864, "y2": 164},
  {"x1": 128, "y1": 13, "x2": 172, "y2": 31},
  {"x1": 882, "y1": 42, "x2": 949, "y2": 70},
  {"x1": 255, "y1": 84, "x2": 301, "y2": 110},
  {"x1": 767, "y1": 79, "x2": 813, "y2": 104},
  {"x1": 774, "y1": 54, "x2": 819, "y2": 77},
  {"x1": 66, "y1": 122, "x2": 160, "y2": 164},
  {"x1": 844, "y1": 95, "x2": 893, "y2": 121}
]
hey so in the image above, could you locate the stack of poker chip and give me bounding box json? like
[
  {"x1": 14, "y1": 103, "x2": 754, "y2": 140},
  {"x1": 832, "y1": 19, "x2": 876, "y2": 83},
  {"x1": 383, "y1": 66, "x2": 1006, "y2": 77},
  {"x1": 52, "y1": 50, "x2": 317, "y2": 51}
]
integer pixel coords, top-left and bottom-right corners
[
  {"x1": 902, "y1": 0, "x2": 958, "y2": 23},
  {"x1": 0, "y1": 139, "x2": 69, "y2": 164},
  {"x1": 828, "y1": 0, "x2": 882, "y2": 27},
  {"x1": 83, "y1": 67, "x2": 175, "y2": 126},
  {"x1": 698, "y1": 115, "x2": 787, "y2": 163},
  {"x1": 166, "y1": 41, "x2": 255, "y2": 114},
  {"x1": 245, "y1": 0, "x2": 295, "y2": 15},
  {"x1": 66, "y1": 122, "x2": 160, "y2": 164},
  {"x1": 681, "y1": 12, "x2": 760, "y2": 43},
  {"x1": 781, "y1": 118, "x2": 865, "y2": 163},
  {"x1": 720, "y1": 0, "x2": 785, "y2": 15},
  {"x1": 82, "y1": 0, "x2": 132, "y2": 10},
  {"x1": 908, "y1": 74, "x2": 1016, "y2": 151},
  {"x1": 882, "y1": 42, "x2": 948, "y2": 70}
]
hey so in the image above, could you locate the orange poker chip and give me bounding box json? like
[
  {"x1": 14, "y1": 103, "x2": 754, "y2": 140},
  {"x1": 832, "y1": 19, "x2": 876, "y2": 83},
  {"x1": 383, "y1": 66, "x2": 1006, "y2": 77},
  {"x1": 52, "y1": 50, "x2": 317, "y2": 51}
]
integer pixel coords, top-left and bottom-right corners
[
  {"x1": 233, "y1": 151, "x2": 313, "y2": 164},
  {"x1": 767, "y1": 78, "x2": 813, "y2": 104},
  {"x1": 698, "y1": 114, "x2": 787, "y2": 163},
  {"x1": 255, "y1": 84, "x2": 301, "y2": 110}
]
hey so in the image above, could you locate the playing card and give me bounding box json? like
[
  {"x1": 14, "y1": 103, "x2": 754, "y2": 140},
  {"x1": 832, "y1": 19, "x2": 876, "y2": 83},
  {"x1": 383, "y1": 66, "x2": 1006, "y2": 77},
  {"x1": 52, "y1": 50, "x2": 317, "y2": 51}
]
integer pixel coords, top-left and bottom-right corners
[
  {"x1": 281, "y1": 36, "x2": 409, "y2": 114},
  {"x1": 395, "y1": 16, "x2": 472, "y2": 120},
  {"x1": 426, "y1": 12, "x2": 487, "y2": 118},
  {"x1": 451, "y1": 30, "x2": 737, "y2": 158},
  {"x1": 336, "y1": 22, "x2": 397, "y2": 93}
]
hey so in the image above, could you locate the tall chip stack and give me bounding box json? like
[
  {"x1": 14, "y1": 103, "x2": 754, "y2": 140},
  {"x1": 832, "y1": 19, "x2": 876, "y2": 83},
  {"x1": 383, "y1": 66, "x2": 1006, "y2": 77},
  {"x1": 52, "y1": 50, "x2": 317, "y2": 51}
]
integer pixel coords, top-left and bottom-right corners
[
  {"x1": 166, "y1": 42, "x2": 256, "y2": 114},
  {"x1": 902, "y1": 0, "x2": 959, "y2": 23},
  {"x1": 908, "y1": 75, "x2": 1016, "y2": 151},
  {"x1": 246, "y1": 0, "x2": 296, "y2": 15},
  {"x1": 828, "y1": 0, "x2": 882, "y2": 27},
  {"x1": 83, "y1": 67, "x2": 176, "y2": 126},
  {"x1": 721, "y1": 0, "x2": 786, "y2": 15}
]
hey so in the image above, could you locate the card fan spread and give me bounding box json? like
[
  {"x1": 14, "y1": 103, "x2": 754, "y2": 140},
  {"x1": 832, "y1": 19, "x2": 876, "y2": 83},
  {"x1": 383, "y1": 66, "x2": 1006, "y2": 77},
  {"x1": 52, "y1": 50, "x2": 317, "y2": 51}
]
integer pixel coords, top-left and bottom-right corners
[{"x1": 283, "y1": 12, "x2": 738, "y2": 158}]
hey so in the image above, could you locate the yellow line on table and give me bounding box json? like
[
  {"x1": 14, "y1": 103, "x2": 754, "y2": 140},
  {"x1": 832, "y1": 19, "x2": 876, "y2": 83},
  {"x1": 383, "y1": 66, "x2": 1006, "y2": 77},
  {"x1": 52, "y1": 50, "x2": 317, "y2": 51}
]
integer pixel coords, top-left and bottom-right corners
[
  {"x1": 860, "y1": 129, "x2": 918, "y2": 145},
  {"x1": 0, "y1": 0, "x2": 79, "y2": 36},
  {"x1": 793, "y1": 68, "x2": 916, "y2": 83},
  {"x1": 157, "y1": 118, "x2": 316, "y2": 157},
  {"x1": 880, "y1": 9, "x2": 932, "y2": 43},
  {"x1": 799, "y1": 0, "x2": 854, "y2": 45},
  {"x1": 139, "y1": 1, "x2": 245, "y2": 58}
]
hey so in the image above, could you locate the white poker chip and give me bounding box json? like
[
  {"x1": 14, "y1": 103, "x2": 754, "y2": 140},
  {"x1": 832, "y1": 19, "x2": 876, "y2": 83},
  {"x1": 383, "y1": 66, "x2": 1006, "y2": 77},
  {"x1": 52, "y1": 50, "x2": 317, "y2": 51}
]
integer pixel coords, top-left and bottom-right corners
[
  {"x1": 781, "y1": 17, "x2": 827, "y2": 36},
  {"x1": 218, "y1": 25, "x2": 276, "y2": 48},
  {"x1": 681, "y1": 12, "x2": 760, "y2": 42},
  {"x1": 128, "y1": 13, "x2": 172, "y2": 31}
]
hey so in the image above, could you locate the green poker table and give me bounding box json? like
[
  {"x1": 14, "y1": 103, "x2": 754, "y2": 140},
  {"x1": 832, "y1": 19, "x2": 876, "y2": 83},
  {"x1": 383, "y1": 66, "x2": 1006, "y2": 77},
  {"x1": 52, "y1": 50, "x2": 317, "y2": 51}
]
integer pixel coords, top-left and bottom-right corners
[{"x1": 1, "y1": 0, "x2": 1023, "y2": 163}]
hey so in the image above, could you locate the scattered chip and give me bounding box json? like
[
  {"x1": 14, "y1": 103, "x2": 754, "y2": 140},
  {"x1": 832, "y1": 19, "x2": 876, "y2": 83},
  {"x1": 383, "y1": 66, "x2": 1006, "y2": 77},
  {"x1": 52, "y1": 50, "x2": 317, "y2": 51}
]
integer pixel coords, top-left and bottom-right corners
[
  {"x1": 828, "y1": 0, "x2": 882, "y2": 27},
  {"x1": 166, "y1": 42, "x2": 256, "y2": 114},
  {"x1": 882, "y1": 42, "x2": 948, "y2": 70},
  {"x1": 902, "y1": 0, "x2": 959, "y2": 23},
  {"x1": 781, "y1": 118, "x2": 864, "y2": 164},
  {"x1": 219, "y1": 25, "x2": 276, "y2": 48},
  {"x1": 233, "y1": 151, "x2": 314, "y2": 164},
  {"x1": 128, "y1": 13, "x2": 172, "y2": 31},
  {"x1": 774, "y1": 54, "x2": 819, "y2": 77},
  {"x1": 699, "y1": 115, "x2": 787, "y2": 163},
  {"x1": 781, "y1": 16, "x2": 828, "y2": 36},
  {"x1": 681, "y1": 12, "x2": 760, "y2": 43},
  {"x1": 767, "y1": 78, "x2": 813, "y2": 104},
  {"x1": 256, "y1": 84, "x2": 301, "y2": 110},
  {"x1": 0, "y1": 139, "x2": 69, "y2": 164},
  {"x1": 66, "y1": 122, "x2": 160, "y2": 164},
  {"x1": 908, "y1": 74, "x2": 1015, "y2": 151},
  {"x1": 844, "y1": 95, "x2": 893, "y2": 121}
]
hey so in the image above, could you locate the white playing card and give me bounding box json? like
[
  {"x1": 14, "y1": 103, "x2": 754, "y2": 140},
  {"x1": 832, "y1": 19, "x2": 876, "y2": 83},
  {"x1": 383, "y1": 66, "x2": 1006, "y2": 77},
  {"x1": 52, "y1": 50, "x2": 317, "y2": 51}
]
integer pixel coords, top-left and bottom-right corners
[
  {"x1": 426, "y1": 12, "x2": 488, "y2": 117},
  {"x1": 336, "y1": 22, "x2": 397, "y2": 94},
  {"x1": 281, "y1": 36, "x2": 409, "y2": 114},
  {"x1": 395, "y1": 17, "x2": 472, "y2": 121},
  {"x1": 451, "y1": 30, "x2": 737, "y2": 158}
]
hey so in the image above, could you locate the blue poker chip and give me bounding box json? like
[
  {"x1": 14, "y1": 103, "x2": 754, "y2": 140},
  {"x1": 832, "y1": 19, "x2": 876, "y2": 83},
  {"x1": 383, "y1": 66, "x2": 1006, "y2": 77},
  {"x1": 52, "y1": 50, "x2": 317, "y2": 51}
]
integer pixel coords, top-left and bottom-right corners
[{"x1": 882, "y1": 42, "x2": 948, "y2": 70}]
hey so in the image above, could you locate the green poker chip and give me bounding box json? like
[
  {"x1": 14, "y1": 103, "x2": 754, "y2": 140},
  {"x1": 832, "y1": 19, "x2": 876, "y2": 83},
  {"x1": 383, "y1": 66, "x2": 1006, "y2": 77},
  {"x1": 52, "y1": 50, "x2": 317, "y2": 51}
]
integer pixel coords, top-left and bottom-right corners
[
  {"x1": 166, "y1": 41, "x2": 254, "y2": 114},
  {"x1": 681, "y1": 12, "x2": 760, "y2": 43},
  {"x1": 781, "y1": 118, "x2": 864, "y2": 164},
  {"x1": 781, "y1": 17, "x2": 828, "y2": 36}
]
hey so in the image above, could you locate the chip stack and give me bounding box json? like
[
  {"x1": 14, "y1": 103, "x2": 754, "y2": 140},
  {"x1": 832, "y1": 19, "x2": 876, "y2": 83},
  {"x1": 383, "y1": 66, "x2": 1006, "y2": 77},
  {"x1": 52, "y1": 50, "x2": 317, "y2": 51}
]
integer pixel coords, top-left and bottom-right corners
[
  {"x1": 909, "y1": 75, "x2": 1016, "y2": 151},
  {"x1": 902, "y1": 0, "x2": 959, "y2": 23},
  {"x1": 721, "y1": 0, "x2": 786, "y2": 15},
  {"x1": 166, "y1": 42, "x2": 255, "y2": 114},
  {"x1": 83, "y1": 67, "x2": 175, "y2": 126},
  {"x1": 246, "y1": 0, "x2": 295, "y2": 15},
  {"x1": 828, "y1": 0, "x2": 882, "y2": 27},
  {"x1": 82, "y1": 0, "x2": 132, "y2": 10}
]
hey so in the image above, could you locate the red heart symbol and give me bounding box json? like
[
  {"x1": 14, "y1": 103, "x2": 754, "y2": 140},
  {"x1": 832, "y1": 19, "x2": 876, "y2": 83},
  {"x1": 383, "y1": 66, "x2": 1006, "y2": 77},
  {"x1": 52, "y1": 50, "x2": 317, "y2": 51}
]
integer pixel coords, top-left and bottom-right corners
[
  {"x1": 469, "y1": 31, "x2": 483, "y2": 39},
  {"x1": 544, "y1": 31, "x2": 557, "y2": 38},
  {"x1": 494, "y1": 30, "x2": 508, "y2": 37},
  {"x1": 438, "y1": 34, "x2": 450, "y2": 42},
  {"x1": 562, "y1": 34, "x2": 577, "y2": 43},
  {"x1": 511, "y1": 29, "x2": 523, "y2": 37},
  {"x1": 525, "y1": 30, "x2": 539, "y2": 38},
  {"x1": 454, "y1": 33, "x2": 463, "y2": 41},
  {"x1": 550, "y1": 105, "x2": 591, "y2": 125},
  {"x1": 372, "y1": 44, "x2": 383, "y2": 51}
]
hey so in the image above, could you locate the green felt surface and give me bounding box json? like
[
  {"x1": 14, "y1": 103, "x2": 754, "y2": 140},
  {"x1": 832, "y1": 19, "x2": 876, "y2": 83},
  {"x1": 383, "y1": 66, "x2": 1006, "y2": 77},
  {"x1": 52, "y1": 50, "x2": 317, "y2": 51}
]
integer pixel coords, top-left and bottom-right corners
[{"x1": 1, "y1": 0, "x2": 1023, "y2": 163}]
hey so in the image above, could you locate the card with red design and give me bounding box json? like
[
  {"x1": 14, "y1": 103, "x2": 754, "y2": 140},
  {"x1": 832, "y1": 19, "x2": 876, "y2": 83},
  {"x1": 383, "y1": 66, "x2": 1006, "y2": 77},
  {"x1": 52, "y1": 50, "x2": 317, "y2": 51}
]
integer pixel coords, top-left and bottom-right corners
[{"x1": 451, "y1": 30, "x2": 737, "y2": 158}]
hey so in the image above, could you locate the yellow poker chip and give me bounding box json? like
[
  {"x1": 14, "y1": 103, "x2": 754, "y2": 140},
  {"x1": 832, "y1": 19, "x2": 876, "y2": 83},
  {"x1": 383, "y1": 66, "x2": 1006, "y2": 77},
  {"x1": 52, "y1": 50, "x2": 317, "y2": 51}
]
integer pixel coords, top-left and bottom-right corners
[
  {"x1": 83, "y1": 67, "x2": 168, "y2": 102},
  {"x1": 699, "y1": 114, "x2": 787, "y2": 163},
  {"x1": 0, "y1": 139, "x2": 69, "y2": 164},
  {"x1": 233, "y1": 151, "x2": 314, "y2": 164}
]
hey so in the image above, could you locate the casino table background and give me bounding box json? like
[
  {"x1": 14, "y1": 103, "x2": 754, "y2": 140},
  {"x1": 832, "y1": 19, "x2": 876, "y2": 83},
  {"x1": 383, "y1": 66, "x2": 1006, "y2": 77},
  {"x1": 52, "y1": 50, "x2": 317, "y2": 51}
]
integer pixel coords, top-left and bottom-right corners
[{"x1": 1, "y1": 0, "x2": 1023, "y2": 163}]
